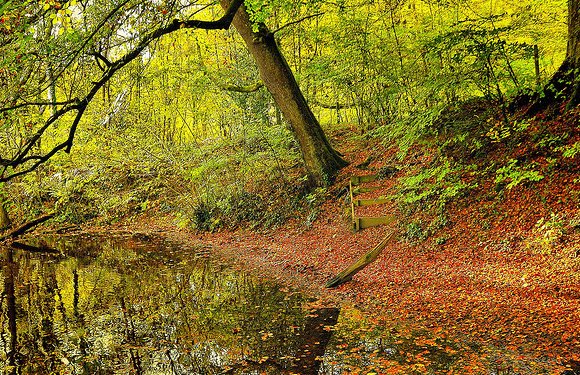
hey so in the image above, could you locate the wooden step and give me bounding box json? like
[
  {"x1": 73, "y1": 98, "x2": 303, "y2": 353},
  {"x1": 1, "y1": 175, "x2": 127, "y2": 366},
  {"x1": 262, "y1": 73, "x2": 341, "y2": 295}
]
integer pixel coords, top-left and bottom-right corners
[
  {"x1": 353, "y1": 198, "x2": 389, "y2": 206},
  {"x1": 353, "y1": 215, "x2": 395, "y2": 232},
  {"x1": 350, "y1": 175, "x2": 377, "y2": 186},
  {"x1": 349, "y1": 174, "x2": 393, "y2": 232},
  {"x1": 351, "y1": 186, "x2": 382, "y2": 195}
]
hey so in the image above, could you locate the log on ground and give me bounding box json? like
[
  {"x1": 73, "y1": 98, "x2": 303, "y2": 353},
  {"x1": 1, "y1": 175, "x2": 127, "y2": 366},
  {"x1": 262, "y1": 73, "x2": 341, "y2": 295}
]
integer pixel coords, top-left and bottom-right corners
[{"x1": 325, "y1": 230, "x2": 396, "y2": 288}]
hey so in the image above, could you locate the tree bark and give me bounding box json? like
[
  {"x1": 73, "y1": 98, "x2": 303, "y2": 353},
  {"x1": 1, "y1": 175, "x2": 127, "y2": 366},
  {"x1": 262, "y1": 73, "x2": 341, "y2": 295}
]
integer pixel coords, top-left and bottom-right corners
[
  {"x1": 220, "y1": 1, "x2": 348, "y2": 186},
  {"x1": 522, "y1": 0, "x2": 580, "y2": 114},
  {"x1": 0, "y1": 201, "x2": 10, "y2": 230},
  {"x1": 567, "y1": 0, "x2": 580, "y2": 108}
]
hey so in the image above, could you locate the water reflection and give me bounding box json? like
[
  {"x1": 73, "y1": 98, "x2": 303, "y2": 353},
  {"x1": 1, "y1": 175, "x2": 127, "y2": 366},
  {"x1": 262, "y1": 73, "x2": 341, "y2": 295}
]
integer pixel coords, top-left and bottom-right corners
[
  {"x1": 0, "y1": 235, "x2": 338, "y2": 375},
  {"x1": 0, "y1": 235, "x2": 572, "y2": 375}
]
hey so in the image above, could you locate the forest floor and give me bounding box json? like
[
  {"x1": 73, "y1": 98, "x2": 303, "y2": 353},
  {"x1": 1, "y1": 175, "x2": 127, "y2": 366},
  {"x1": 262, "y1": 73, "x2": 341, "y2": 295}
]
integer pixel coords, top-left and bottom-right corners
[{"x1": 81, "y1": 106, "x2": 579, "y2": 373}]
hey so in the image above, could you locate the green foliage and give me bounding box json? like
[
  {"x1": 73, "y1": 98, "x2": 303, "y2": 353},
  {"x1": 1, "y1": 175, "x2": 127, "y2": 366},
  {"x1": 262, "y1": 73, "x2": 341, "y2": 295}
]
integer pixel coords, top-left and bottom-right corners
[
  {"x1": 397, "y1": 158, "x2": 475, "y2": 211},
  {"x1": 557, "y1": 141, "x2": 580, "y2": 158},
  {"x1": 524, "y1": 213, "x2": 564, "y2": 254},
  {"x1": 303, "y1": 186, "x2": 327, "y2": 226},
  {"x1": 288, "y1": 0, "x2": 566, "y2": 150},
  {"x1": 427, "y1": 17, "x2": 536, "y2": 101},
  {"x1": 434, "y1": 235, "x2": 449, "y2": 245},
  {"x1": 0, "y1": 0, "x2": 572, "y2": 229},
  {"x1": 372, "y1": 104, "x2": 447, "y2": 158},
  {"x1": 6, "y1": 160, "x2": 166, "y2": 224},
  {"x1": 486, "y1": 119, "x2": 531, "y2": 144},
  {"x1": 494, "y1": 159, "x2": 544, "y2": 190},
  {"x1": 244, "y1": 0, "x2": 273, "y2": 32},
  {"x1": 404, "y1": 221, "x2": 426, "y2": 242},
  {"x1": 186, "y1": 187, "x2": 296, "y2": 231},
  {"x1": 534, "y1": 131, "x2": 569, "y2": 149}
]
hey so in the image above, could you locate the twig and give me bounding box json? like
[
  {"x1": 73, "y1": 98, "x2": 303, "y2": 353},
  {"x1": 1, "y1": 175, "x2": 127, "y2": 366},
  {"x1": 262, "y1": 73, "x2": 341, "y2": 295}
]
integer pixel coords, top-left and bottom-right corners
[
  {"x1": 272, "y1": 12, "x2": 324, "y2": 35},
  {"x1": 0, "y1": 99, "x2": 79, "y2": 113}
]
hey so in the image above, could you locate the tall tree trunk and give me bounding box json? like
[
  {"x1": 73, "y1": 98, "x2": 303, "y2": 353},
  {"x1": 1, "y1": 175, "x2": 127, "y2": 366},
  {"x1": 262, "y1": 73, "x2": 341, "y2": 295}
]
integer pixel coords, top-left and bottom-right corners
[
  {"x1": 523, "y1": 0, "x2": 580, "y2": 114},
  {"x1": 567, "y1": 0, "x2": 580, "y2": 108},
  {"x1": 0, "y1": 200, "x2": 11, "y2": 230},
  {"x1": 220, "y1": 0, "x2": 348, "y2": 186}
]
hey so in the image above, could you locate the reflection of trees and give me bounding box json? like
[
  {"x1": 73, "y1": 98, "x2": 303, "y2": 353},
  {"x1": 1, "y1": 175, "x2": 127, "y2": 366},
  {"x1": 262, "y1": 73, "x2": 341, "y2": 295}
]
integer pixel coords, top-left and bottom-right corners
[
  {"x1": 2, "y1": 249, "x2": 18, "y2": 375},
  {"x1": 36, "y1": 262, "x2": 59, "y2": 373},
  {"x1": 0, "y1": 236, "x2": 340, "y2": 374},
  {"x1": 1, "y1": 249, "x2": 67, "y2": 374}
]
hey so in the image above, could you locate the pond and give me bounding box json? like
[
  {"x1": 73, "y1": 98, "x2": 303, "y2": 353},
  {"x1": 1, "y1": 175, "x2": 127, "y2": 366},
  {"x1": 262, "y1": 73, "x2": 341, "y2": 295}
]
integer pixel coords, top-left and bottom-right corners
[{"x1": 0, "y1": 234, "x2": 574, "y2": 374}]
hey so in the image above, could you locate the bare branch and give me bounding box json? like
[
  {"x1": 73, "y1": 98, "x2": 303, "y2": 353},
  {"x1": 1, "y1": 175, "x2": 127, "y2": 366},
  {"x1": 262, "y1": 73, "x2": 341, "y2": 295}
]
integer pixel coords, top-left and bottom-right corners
[
  {"x1": 0, "y1": 99, "x2": 79, "y2": 113},
  {"x1": 0, "y1": 214, "x2": 54, "y2": 242},
  {"x1": 9, "y1": 99, "x2": 83, "y2": 166},
  {"x1": 89, "y1": 51, "x2": 112, "y2": 71},
  {"x1": 272, "y1": 12, "x2": 325, "y2": 35}
]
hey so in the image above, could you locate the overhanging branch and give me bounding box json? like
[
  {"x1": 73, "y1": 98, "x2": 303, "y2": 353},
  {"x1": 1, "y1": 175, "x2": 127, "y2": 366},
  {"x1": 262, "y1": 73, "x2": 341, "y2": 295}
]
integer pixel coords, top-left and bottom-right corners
[{"x1": 0, "y1": 0, "x2": 245, "y2": 183}]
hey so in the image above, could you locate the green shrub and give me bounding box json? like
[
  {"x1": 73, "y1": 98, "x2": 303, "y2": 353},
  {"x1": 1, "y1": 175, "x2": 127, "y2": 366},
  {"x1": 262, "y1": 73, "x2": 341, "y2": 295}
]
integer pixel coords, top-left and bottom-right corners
[{"x1": 495, "y1": 159, "x2": 544, "y2": 190}]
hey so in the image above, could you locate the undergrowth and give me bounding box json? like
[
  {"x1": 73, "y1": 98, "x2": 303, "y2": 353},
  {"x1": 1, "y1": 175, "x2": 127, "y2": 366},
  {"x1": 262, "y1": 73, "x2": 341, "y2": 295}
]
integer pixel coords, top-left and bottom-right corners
[
  {"x1": 3, "y1": 96, "x2": 578, "y2": 237},
  {"x1": 375, "y1": 97, "x2": 579, "y2": 246}
]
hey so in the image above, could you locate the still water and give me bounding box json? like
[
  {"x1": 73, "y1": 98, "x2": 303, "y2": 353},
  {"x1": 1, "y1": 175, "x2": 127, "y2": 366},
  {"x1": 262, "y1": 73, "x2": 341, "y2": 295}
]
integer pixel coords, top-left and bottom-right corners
[{"x1": 0, "y1": 234, "x2": 572, "y2": 374}]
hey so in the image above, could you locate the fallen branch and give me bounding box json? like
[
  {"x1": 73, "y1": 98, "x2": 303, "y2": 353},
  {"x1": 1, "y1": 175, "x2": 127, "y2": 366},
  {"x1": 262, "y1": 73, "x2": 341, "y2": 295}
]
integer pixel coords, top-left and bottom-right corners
[
  {"x1": 217, "y1": 81, "x2": 264, "y2": 93},
  {"x1": 10, "y1": 241, "x2": 60, "y2": 254},
  {"x1": 311, "y1": 98, "x2": 357, "y2": 110},
  {"x1": 0, "y1": 213, "x2": 54, "y2": 242},
  {"x1": 325, "y1": 230, "x2": 396, "y2": 288}
]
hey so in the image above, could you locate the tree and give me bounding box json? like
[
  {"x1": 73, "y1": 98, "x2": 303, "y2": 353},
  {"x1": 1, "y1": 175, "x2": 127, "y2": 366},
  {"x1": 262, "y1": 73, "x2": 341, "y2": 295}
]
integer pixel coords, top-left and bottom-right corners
[
  {"x1": 0, "y1": 0, "x2": 346, "y2": 187},
  {"x1": 528, "y1": 0, "x2": 580, "y2": 112},
  {"x1": 220, "y1": 0, "x2": 348, "y2": 186},
  {"x1": 566, "y1": 0, "x2": 580, "y2": 107},
  {"x1": 0, "y1": 201, "x2": 10, "y2": 230}
]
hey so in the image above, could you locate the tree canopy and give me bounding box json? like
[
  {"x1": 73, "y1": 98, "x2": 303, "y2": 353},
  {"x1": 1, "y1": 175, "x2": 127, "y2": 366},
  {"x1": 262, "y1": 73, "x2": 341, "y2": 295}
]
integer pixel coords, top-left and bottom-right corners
[{"x1": 0, "y1": 0, "x2": 573, "y2": 227}]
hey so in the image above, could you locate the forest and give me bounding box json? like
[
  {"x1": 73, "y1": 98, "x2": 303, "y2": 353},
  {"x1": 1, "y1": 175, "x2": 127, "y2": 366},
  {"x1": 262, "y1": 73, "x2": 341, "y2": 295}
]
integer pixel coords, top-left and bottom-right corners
[{"x1": 0, "y1": 0, "x2": 579, "y2": 374}]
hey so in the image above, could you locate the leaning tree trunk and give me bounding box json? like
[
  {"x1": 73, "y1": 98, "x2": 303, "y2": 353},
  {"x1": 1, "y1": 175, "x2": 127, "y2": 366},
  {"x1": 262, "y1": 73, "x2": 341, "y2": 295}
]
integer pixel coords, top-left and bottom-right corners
[
  {"x1": 220, "y1": 0, "x2": 348, "y2": 186},
  {"x1": 567, "y1": 0, "x2": 580, "y2": 108}
]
